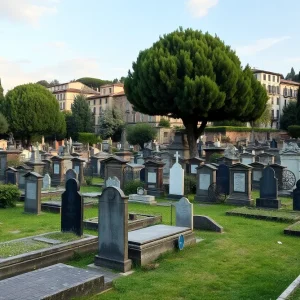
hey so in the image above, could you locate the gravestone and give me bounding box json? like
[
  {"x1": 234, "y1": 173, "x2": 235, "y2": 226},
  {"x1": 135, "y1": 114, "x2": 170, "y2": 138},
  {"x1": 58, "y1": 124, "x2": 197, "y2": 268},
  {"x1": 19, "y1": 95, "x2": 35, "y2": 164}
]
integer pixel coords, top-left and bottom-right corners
[
  {"x1": 227, "y1": 163, "x2": 253, "y2": 206},
  {"x1": 103, "y1": 156, "x2": 128, "y2": 189},
  {"x1": 24, "y1": 172, "x2": 43, "y2": 214},
  {"x1": 168, "y1": 152, "x2": 184, "y2": 199},
  {"x1": 94, "y1": 187, "x2": 132, "y2": 272},
  {"x1": 106, "y1": 176, "x2": 120, "y2": 188},
  {"x1": 16, "y1": 165, "x2": 33, "y2": 189},
  {"x1": 249, "y1": 162, "x2": 266, "y2": 189},
  {"x1": 174, "y1": 197, "x2": 193, "y2": 229},
  {"x1": 216, "y1": 164, "x2": 230, "y2": 195},
  {"x1": 61, "y1": 178, "x2": 83, "y2": 236},
  {"x1": 270, "y1": 139, "x2": 278, "y2": 149},
  {"x1": 256, "y1": 166, "x2": 280, "y2": 209},
  {"x1": 269, "y1": 163, "x2": 286, "y2": 190},
  {"x1": 51, "y1": 156, "x2": 65, "y2": 187},
  {"x1": 5, "y1": 167, "x2": 18, "y2": 185},
  {"x1": 186, "y1": 157, "x2": 205, "y2": 175},
  {"x1": 143, "y1": 148, "x2": 152, "y2": 159},
  {"x1": 240, "y1": 152, "x2": 255, "y2": 165},
  {"x1": 128, "y1": 187, "x2": 157, "y2": 205},
  {"x1": 65, "y1": 169, "x2": 78, "y2": 181},
  {"x1": 140, "y1": 168, "x2": 145, "y2": 182},
  {"x1": 256, "y1": 153, "x2": 275, "y2": 165},
  {"x1": 71, "y1": 158, "x2": 85, "y2": 184},
  {"x1": 144, "y1": 158, "x2": 165, "y2": 197},
  {"x1": 293, "y1": 180, "x2": 300, "y2": 211},
  {"x1": 42, "y1": 173, "x2": 51, "y2": 190},
  {"x1": 194, "y1": 164, "x2": 217, "y2": 202}
]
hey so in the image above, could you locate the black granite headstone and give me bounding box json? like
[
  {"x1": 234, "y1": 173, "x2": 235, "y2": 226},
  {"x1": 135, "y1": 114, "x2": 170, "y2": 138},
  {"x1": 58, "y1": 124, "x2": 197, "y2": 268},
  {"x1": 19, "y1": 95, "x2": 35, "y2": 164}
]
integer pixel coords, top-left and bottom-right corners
[
  {"x1": 256, "y1": 166, "x2": 280, "y2": 209},
  {"x1": 216, "y1": 164, "x2": 230, "y2": 195},
  {"x1": 270, "y1": 139, "x2": 277, "y2": 149},
  {"x1": 61, "y1": 178, "x2": 83, "y2": 236},
  {"x1": 7, "y1": 172, "x2": 16, "y2": 184},
  {"x1": 293, "y1": 180, "x2": 300, "y2": 211},
  {"x1": 140, "y1": 168, "x2": 145, "y2": 182}
]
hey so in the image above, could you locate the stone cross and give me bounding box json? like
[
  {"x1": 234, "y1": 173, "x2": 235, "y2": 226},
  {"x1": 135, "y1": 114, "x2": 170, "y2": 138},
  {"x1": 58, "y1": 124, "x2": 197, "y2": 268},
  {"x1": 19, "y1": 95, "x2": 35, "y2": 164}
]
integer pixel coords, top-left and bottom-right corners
[{"x1": 174, "y1": 151, "x2": 180, "y2": 164}]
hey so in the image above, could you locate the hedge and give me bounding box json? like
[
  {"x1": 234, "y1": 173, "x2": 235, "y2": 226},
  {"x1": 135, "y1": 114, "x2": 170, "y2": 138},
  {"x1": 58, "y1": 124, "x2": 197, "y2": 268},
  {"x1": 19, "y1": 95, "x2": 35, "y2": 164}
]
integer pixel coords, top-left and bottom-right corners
[
  {"x1": 204, "y1": 126, "x2": 280, "y2": 133},
  {"x1": 0, "y1": 184, "x2": 20, "y2": 208},
  {"x1": 288, "y1": 125, "x2": 300, "y2": 138}
]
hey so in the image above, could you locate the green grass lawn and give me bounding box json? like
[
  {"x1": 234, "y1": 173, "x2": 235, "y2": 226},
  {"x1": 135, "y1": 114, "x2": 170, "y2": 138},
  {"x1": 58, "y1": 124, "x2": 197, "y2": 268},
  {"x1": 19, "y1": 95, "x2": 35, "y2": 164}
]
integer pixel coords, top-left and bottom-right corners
[{"x1": 1, "y1": 192, "x2": 300, "y2": 299}]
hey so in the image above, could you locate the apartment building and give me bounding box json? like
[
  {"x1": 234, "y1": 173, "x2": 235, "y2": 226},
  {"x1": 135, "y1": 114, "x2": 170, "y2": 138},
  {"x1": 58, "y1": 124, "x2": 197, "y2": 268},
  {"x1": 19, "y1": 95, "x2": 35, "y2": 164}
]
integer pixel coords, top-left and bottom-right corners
[
  {"x1": 279, "y1": 79, "x2": 299, "y2": 114},
  {"x1": 48, "y1": 81, "x2": 99, "y2": 111},
  {"x1": 87, "y1": 83, "x2": 183, "y2": 133}
]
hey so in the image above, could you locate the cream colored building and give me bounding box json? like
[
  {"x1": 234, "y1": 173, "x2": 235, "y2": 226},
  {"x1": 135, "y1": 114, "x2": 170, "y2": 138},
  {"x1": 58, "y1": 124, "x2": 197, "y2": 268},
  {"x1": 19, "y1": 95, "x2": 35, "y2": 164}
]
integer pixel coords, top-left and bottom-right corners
[
  {"x1": 48, "y1": 81, "x2": 99, "y2": 111},
  {"x1": 87, "y1": 83, "x2": 183, "y2": 133},
  {"x1": 279, "y1": 79, "x2": 299, "y2": 116}
]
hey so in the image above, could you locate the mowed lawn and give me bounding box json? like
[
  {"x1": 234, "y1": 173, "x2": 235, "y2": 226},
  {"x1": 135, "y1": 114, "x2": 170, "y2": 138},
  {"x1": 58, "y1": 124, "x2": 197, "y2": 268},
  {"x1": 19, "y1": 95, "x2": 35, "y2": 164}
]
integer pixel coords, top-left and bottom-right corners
[{"x1": 1, "y1": 191, "x2": 300, "y2": 299}]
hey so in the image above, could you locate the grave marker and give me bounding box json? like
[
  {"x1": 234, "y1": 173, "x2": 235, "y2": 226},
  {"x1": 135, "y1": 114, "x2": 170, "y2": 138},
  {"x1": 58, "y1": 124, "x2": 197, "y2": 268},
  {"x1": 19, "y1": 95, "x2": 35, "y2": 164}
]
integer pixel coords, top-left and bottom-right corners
[
  {"x1": 95, "y1": 187, "x2": 132, "y2": 272},
  {"x1": 106, "y1": 176, "x2": 120, "y2": 188},
  {"x1": 42, "y1": 173, "x2": 51, "y2": 190},
  {"x1": 61, "y1": 178, "x2": 83, "y2": 236},
  {"x1": 174, "y1": 197, "x2": 193, "y2": 228},
  {"x1": 65, "y1": 169, "x2": 78, "y2": 181},
  {"x1": 293, "y1": 180, "x2": 300, "y2": 211},
  {"x1": 168, "y1": 151, "x2": 184, "y2": 199},
  {"x1": 24, "y1": 172, "x2": 43, "y2": 214}
]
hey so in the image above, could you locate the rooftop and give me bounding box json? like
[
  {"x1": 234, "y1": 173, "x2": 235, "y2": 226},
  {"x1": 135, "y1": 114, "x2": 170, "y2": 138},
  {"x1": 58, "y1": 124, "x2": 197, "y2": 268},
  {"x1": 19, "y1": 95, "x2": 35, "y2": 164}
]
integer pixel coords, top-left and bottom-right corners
[
  {"x1": 252, "y1": 69, "x2": 284, "y2": 78},
  {"x1": 280, "y1": 79, "x2": 300, "y2": 86}
]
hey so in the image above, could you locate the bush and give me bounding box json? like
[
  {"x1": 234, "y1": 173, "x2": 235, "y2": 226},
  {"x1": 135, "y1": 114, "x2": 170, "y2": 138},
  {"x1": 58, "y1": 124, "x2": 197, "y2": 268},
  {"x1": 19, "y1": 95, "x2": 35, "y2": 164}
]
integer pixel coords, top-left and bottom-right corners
[
  {"x1": 221, "y1": 135, "x2": 231, "y2": 143},
  {"x1": 124, "y1": 180, "x2": 145, "y2": 195},
  {"x1": 7, "y1": 158, "x2": 20, "y2": 167},
  {"x1": 288, "y1": 125, "x2": 300, "y2": 138},
  {"x1": 85, "y1": 176, "x2": 93, "y2": 186},
  {"x1": 209, "y1": 153, "x2": 223, "y2": 163},
  {"x1": 213, "y1": 120, "x2": 246, "y2": 127},
  {"x1": 0, "y1": 184, "x2": 20, "y2": 208},
  {"x1": 184, "y1": 175, "x2": 197, "y2": 195},
  {"x1": 158, "y1": 118, "x2": 171, "y2": 128}
]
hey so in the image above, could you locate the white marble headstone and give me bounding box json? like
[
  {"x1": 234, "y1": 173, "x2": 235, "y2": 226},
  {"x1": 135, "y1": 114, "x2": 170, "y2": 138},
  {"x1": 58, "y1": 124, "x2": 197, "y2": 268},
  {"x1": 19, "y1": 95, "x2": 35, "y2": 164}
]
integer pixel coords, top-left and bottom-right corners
[
  {"x1": 169, "y1": 152, "x2": 184, "y2": 196},
  {"x1": 106, "y1": 176, "x2": 120, "y2": 188},
  {"x1": 174, "y1": 197, "x2": 193, "y2": 229},
  {"x1": 42, "y1": 173, "x2": 51, "y2": 190}
]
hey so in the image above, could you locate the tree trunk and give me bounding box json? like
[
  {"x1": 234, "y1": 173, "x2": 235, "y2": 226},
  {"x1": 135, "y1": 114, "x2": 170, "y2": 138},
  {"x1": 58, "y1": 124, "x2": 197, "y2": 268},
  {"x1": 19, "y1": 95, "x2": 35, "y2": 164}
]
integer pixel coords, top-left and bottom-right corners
[
  {"x1": 182, "y1": 119, "x2": 207, "y2": 158},
  {"x1": 26, "y1": 135, "x2": 31, "y2": 148}
]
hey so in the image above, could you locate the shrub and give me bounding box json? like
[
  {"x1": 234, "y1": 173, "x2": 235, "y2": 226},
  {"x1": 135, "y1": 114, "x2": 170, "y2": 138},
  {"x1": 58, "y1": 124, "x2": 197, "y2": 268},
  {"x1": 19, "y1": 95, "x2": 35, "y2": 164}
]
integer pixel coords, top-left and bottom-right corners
[
  {"x1": 184, "y1": 175, "x2": 197, "y2": 195},
  {"x1": 85, "y1": 176, "x2": 93, "y2": 186},
  {"x1": 288, "y1": 125, "x2": 300, "y2": 138},
  {"x1": 158, "y1": 118, "x2": 171, "y2": 128},
  {"x1": 7, "y1": 158, "x2": 20, "y2": 167},
  {"x1": 209, "y1": 153, "x2": 223, "y2": 163},
  {"x1": 112, "y1": 147, "x2": 118, "y2": 153},
  {"x1": 221, "y1": 135, "x2": 231, "y2": 143},
  {"x1": 124, "y1": 180, "x2": 145, "y2": 195},
  {"x1": 0, "y1": 184, "x2": 20, "y2": 208}
]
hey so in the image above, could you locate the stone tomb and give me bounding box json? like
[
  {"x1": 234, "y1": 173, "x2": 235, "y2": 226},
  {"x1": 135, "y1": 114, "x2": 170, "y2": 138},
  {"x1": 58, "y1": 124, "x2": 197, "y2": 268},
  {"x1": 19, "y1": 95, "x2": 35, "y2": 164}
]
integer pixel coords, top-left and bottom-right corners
[
  {"x1": 95, "y1": 187, "x2": 132, "y2": 273},
  {"x1": 61, "y1": 178, "x2": 83, "y2": 236},
  {"x1": 144, "y1": 158, "x2": 165, "y2": 197},
  {"x1": 186, "y1": 157, "x2": 205, "y2": 175},
  {"x1": 269, "y1": 163, "x2": 286, "y2": 190},
  {"x1": 42, "y1": 173, "x2": 51, "y2": 190},
  {"x1": 51, "y1": 156, "x2": 65, "y2": 187},
  {"x1": 249, "y1": 162, "x2": 266, "y2": 189},
  {"x1": 293, "y1": 180, "x2": 300, "y2": 211},
  {"x1": 216, "y1": 164, "x2": 230, "y2": 195},
  {"x1": 174, "y1": 197, "x2": 193, "y2": 228},
  {"x1": 103, "y1": 156, "x2": 128, "y2": 189},
  {"x1": 227, "y1": 163, "x2": 253, "y2": 206},
  {"x1": 194, "y1": 164, "x2": 217, "y2": 202},
  {"x1": 256, "y1": 166, "x2": 280, "y2": 209},
  {"x1": 240, "y1": 152, "x2": 255, "y2": 165},
  {"x1": 5, "y1": 167, "x2": 18, "y2": 185},
  {"x1": 256, "y1": 152, "x2": 275, "y2": 165},
  {"x1": 65, "y1": 169, "x2": 78, "y2": 181},
  {"x1": 129, "y1": 187, "x2": 157, "y2": 205},
  {"x1": 24, "y1": 172, "x2": 43, "y2": 214},
  {"x1": 168, "y1": 152, "x2": 184, "y2": 199},
  {"x1": 71, "y1": 157, "x2": 85, "y2": 184}
]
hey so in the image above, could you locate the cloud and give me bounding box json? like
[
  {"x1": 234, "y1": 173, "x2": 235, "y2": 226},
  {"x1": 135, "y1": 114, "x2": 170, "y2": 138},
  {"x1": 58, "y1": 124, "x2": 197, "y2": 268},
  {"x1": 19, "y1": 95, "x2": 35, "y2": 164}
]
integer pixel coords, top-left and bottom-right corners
[
  {"x1": 0, "y1": 57, "x2": 101, "y2": 93},
  {"x1": 186, "y1": 0, "x2": 219, "y2": 18},
  {"x1": 0, "y1": 0, "x2": 59, "y2": 26},
  {"x1": 236, "y1": 36, "x2": 291, "y2": 56}
]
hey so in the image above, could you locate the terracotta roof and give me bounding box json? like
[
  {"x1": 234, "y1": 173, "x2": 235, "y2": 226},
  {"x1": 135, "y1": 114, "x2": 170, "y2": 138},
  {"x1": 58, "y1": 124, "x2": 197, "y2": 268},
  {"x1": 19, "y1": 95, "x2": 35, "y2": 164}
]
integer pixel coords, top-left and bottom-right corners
[
  {"x1": 252, "y1": 69, "x2": 283, "y2": 78},
  {"x1": 280, "y1": 79, "x2": 300, "y2": 86},
  {"x1": 100, "y1": 83, "x2": 124, "y2": 88},
  {"x1": 52, "y1": 88, "x2": 99, "y2": 95},
  {"x1": 87, "y1": 94, "x2": 113, "y2": 100},
  {"x1": 112, "y1": 91, "x2": 125, "y2": 97}
]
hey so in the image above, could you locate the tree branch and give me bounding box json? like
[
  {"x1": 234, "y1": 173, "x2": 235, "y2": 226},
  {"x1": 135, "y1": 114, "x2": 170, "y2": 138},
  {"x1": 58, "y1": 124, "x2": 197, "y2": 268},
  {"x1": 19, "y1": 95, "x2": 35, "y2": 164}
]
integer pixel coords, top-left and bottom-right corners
[{"x1": 197, "y1": 120, "x2": 207, "y2": 136}]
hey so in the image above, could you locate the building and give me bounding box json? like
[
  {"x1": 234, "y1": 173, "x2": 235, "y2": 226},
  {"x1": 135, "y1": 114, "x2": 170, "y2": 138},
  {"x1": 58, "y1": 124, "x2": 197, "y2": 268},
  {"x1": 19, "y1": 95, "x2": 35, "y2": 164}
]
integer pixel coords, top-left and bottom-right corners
[
  {"x1": 48, "y1": 81, "x2": 99, "y2": 111},
  {"x1": 279, "y1": 79, "x2": 299, "y2": 119},
  {"x1": 87, "y1": 83, "x2": 183, "y2": 133},
  {"x1": 252, "y1": 69, "x2": 283, "y2": 128}
]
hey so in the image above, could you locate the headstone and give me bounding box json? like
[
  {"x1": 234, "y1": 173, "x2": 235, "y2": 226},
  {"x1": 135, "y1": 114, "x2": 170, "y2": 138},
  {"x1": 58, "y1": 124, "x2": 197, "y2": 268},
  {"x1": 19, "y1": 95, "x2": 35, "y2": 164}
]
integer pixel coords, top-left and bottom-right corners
[
  {"x1": 216, "y1": 164, "x2": 230, "y2": 195},
  {"x1": 293, "y1": 180, "x2": 300, "y2": 211},
  {"x1": 174, "y1": 197, "x2": 193, "y2": 229},
  {"x1": 227, "y1": 163, "x2": 253, "y2": 206},
  {"x1": 42, "y1": 173, "x2": 51, "y2": 190},
  {"x1": 240, "y1": 152, "x2": 255, "y2": 165},
  {"x1": 249, "y1": 162, "x2": 265, "y2": 189},
  {"x1": 103, "y1": 156, "x2": 128, "y2": 189},
  {"x1": 106, "y1": 176, "x2": 120, "y2": 188},
  {"x1": 144, "y1": 158, "x2": 165, "y2": 197},
  {"x1": 94, "y1": 187, "x2": 132, "y2": 272},
  {"x1": 24, "y1": 172, "x2": 43, "y2": 214},
  {"x1": 61, "y1": 178, "x2": 83, "y2": 236},
  {"x1": 256, "y1": 166, "x2": 280, "y2": 209},
  {"x1": 140, "y1": 168, "x2": 145, "y2": 182},
  {"x1": 168, "y1": 152, "x2": 184, "y2": 199},
  {"x1": 5, "y1": 167, "x2": 17, "y2": 185},
  {"x1": 65, "y1": 169, "x2": 78, "y2": 181},
  {"x1": 270, "y1": 139, "x2": 278, "y2": 149}
]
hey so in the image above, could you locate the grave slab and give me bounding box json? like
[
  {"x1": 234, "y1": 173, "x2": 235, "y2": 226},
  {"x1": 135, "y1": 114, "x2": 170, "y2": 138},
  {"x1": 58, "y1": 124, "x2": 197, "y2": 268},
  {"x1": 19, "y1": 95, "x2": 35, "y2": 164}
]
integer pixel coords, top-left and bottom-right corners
[
  {"x1": 0, "y1": 263, "x2": 105, "y2": 300},
  {"x1": 33, "y1": 236, "x2": 62, "y2": 245}
]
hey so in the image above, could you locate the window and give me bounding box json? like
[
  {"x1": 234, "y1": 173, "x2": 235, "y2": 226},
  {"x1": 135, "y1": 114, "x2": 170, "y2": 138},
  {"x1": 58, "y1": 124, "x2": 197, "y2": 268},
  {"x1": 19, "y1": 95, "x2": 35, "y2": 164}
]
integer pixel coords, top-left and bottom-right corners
[
  {"x1": 268, "y1": 75, "x2": 271, "y2": 81},
  {"x1": 263, "y1": 74, "x2": 266, "y2": 80},
  {"x1": 272, "y1": 86, "x2": 276, "y2": 94},
  {"x1": 290, "y1": 88, "x2": 293, "y2": 97},
  {"x1": 273, "y1": 76, "x2": 275, "y2": 82},
  {"x1": 285, "y1": 99, "x2": 287, "y2": 107},
  {"x1": 99, "y1": 107, "x2": 102, "y2": 114},
  {"x1": 109, "y1": 88, "x2": 112, "y2": 94},
  {"x1": 148, "y1": 115, "x2": 152, "y2": 122},
  {"x1": 105, "y1": 98, "x2": 108, "y2": 104},
  {"x1": 284, "y1": 87, "x2": 287, "y2": 97},
  {"x1": 63, "y1": 103, "x2": 65, "y2": 110},
  {"x1": 271, "y1": 109, "x2": 274, "y2": 117},
  {"x1": 277, "y1": 77, "x2": 280, "y2": 83},
  {"x1": 140, "y1": 114, "x2": 144, "y2": 122},
  {"x1": 277, "y1": 110, "x2": 279, "y2": 118},
  {"x1": 93, "y1": 107, "x2": 96, "y2": 114},
  {"x1": 268, "y1": 85, "x2": 271, "y2": 93},
  {"x1": 277, "y1": 98, "x2": 279, "y2": 105}
]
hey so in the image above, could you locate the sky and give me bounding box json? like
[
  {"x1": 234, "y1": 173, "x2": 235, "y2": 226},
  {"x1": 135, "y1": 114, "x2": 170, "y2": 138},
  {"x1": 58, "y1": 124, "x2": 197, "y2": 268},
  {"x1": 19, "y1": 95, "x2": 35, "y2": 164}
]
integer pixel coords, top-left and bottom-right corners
[{"x1": 0, "y1": 0, "x2": 300, "y2": 92}]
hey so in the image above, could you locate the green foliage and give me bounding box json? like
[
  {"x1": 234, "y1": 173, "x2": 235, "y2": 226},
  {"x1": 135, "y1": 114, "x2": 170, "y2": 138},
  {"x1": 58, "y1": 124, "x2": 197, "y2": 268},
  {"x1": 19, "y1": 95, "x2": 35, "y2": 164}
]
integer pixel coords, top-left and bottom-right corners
[
  {"x1": 126, "y1": 123, "x2": 157, "y2": 149},
  {"x1": 2, "y1": 83, "x2": 66, "y2": 145},
  {"x1": 78, "y1": 132, "x2": 101, "y2": 145},
  {"x1": 209, "y1": 153, "x2": 223, "y2": 163},
  {"x1": 286, "y1": 68, "x2": 300, "y2": 82},
  {"x1": 125, "y1": 28, "x2": 268, "y2": 157},
  {"x1": 76, "y1": 77, "x2": 112, "y2": 89},
  {"x1": 70, "y1": 94, "x2": 94, "y2": 140},
  {"x1": 205, "y1": 126, "x2": 279, "y2": 133},
  {"x1": 0, "y1": 113, "x2": 8, "y2": 134},
  {"x1": 252, "y1": 103, "x2": 272, "y2": 127},
  {"x1": 158, "y1": 118, "x2": 171, "y2": 128},
  {"x1": 7, "y1": 158, "x2": 20, "y2": 168},
  {"x1": 98, "y1": 108, "x2": 124, "y2": 140},
  {"x1": 213, "y1": 120, "x2": 246, "y2": 126},
  {"x1": 0, "y1": 184, "x2": 20, "y2": 208},
  {"x1": 288, "y1": 125, "x2": 300, "y2": 138},
  {"x1": 85, "y1": 176, "x2": 93, "y2": 186},
  {"x1": 124, "y1": 180, "x2": 145, "y2": 195},
  {"x1": 184, "y1": 175, "x2": 197, "y2": 194},
  {"x1": 36, "y1": 80, "x2": 50, "y2": 88},
  {"x1": 280, "y1": 102, "x2": 298, "y2": 130},
  {"x1": 0, "y1": 79, "x2": 4, "y2": 103},
  {"x1": 221, "y1": 135, "x2": 231, "y2": 143},
  {"x1": 112, "y1": 77, "x2": 126, "y2": 84}
]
